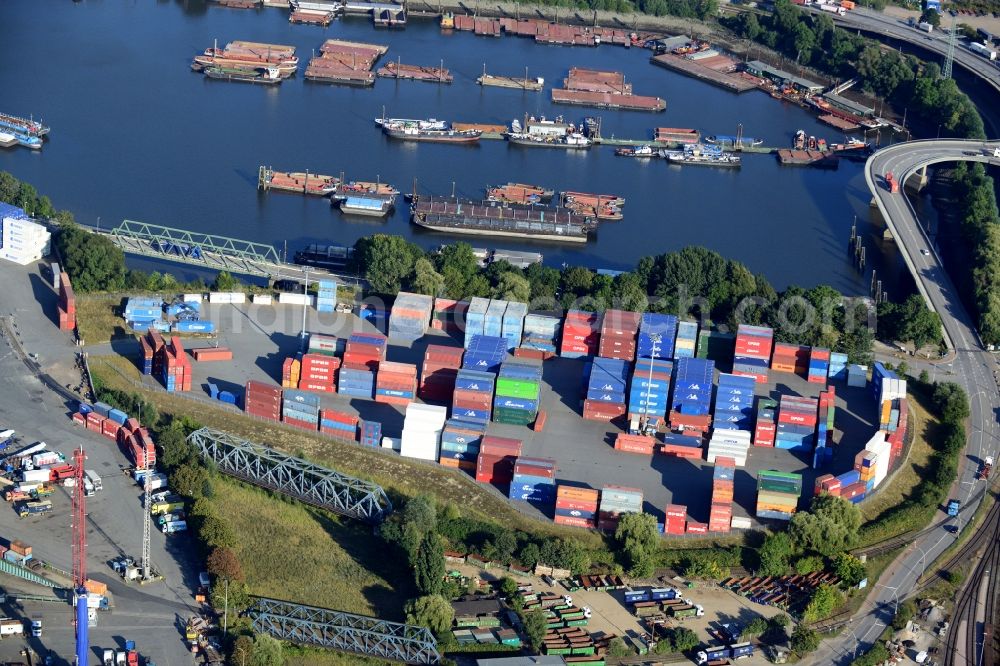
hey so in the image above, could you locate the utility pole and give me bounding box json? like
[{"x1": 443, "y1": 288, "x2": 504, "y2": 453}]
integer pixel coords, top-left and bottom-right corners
[{"x1": 943, "y1": 14, "x2": 957, "y2": 79}]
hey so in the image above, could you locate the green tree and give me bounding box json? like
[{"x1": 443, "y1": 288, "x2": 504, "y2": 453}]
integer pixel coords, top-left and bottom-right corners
[
  {"x1": 201, "y1": 515, "x2": 237, "y2": 550},
  {"x1": 354, "y1": 234, "x2": 422, "y2": 294},
  {"x1": 919, "y1": 8, "x2": 941, "y2": 28},
  {"x1": 538, "y1": 538, "x2": 590, "y2": 574},
  {"x1": 413, "y1": 533, "x2": 445, "y2": 596},
  {"x1": 833, "y1": 553, "x2": 867, "y2": 587},
  {"x1": 741, "y1": 616, "x2": 770, "y2": 641},
  {"x1": 802, "y1": 584, "x2": 842, "y2": 622},
  {"x1": 611, "y1": 272, "x2": 649, "y2": 312},
  {"x1": 523, "y1": 262, "x2": 561, "y2": 303},
  {"x1": 523, "y1": 609, "x2": 549, "y2": 651},
  {"x1": 878, "y1": 295, "x2": 942, "y2": 349},
  {"x1": 499, "y1": 577, "x2": 519, "y2": 598},
  {"x1": 169, "y1": 462, "x2": 208, "y2": 499},
  {"x1": 932, "y1": 382, "x2": 970, "y2": 422},
  {"x1": 794, "y1": 555, "x2": 825, "y2": 575},
  {"x1": 210, "y1": 580, "x2": 250, "y2": 628},
  {"x1": 492, "y1": 271, "x2": 531, "y2": 303},
  {"x1": 249, "y1": 633, "x2": 283, "y2": 666},
  {"x1": 606, "y1": 637, "x2": 632, "y2": 657},
  {"x1": 561, "y1": 266, "x2": 595, "y2": 298},
  {"x1": 55, "y1": 223, "x2": 127, "y2": 292},
  {"x1": 207, "y1": 546, "x2": 245, "y2": 582},
  {"x1": 789, "y1": 495, "x2": 862, "y2": 556},
  {"x1": 891, "y1": 598, "x2": 917, "y2": 630},
  {"x1": 614, "y1": 512, "x2": 660, "y2": 577},
  {"x1": 790, "y1": 623, "x2": 819, "y2": 655},
  {"x1": 411, "y1": 257, "x2": 444, "y2": 296},
  {"x1": 405, "y1": 595, "x2": 455, "y2": 638},
  {"x1": 212, "y1": 271, "x2": 241, "y2": 292},
  {"x1": 757, "y1": 532, "x2": 795, "y2": 577},
  {"x1": 230, "y1": 634, "x2": 255, "y2": 666},
  {"x1": 664, "y1": 626, "x2": 698, "y2": 652}
]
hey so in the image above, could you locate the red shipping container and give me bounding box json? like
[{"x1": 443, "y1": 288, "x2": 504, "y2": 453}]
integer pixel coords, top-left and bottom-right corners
[
  {"x1": 283, "y1": 417, "x2": 319, "y2": 432},
  {"x1": 71, "y1": 412, "x2": 86, "y2": 426},
  {"x1": 685, "y1": 521, "x2": 708, "y2": 534},
  {"x1": 660, "y1": 443, "x2": 703, "y2": 458},
  {"x1": 614, "y1": 434, "x2": 655, "y2": 455},
  {"x1": 554, "y1": 515, "x2": 596, "y2": 529},
  {"x1": 583, "y1": 400, "x2": 626, "y2": 422}
]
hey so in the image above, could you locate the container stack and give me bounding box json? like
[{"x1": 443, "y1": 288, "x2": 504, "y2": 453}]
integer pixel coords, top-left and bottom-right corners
[
  {"x1": 139, "y1": 329, "x2": 165, "y2": 376},
  {"x1": 244, "y1": 380, "x2": 282, "y2": 421},
  {"x1": 859, "y1": 431, "x2": 892, "y2": 490},
  {"x1": 660, "y1": 433, "x2": 703, "y2": 458},
  {"x1": 554, "y1": 486, "x2": 599, "y2": 528},
  {"x1": 712, "y1": 373, "x2": 756, "y2": 431},
  {"x1": 520, "y1": 314, "x2": 561, "y2": 355},
  {"x1": 298, "y1": 353, "x2": 340, "y2": 393},
  {"x1": 308, "y1": 333, "x2": 344, "y2": 357},
  {"x1": 464, "y1": 297, "x2": 490, "y2": 346},
  {"x1": 775, "y1": 395, "x2": 818, "y2": 451},
  {"x1": 560, "y1": 310, "x2": 600, "y2": 358},
  {"x1": 664, "y1": 504, "x2": 686, "y2": 535},
  {"x1": 419, "y1": 345, "x2": 464, "y2": 402},
  {"x1": 696, "y1": 330, "x2": 735, "y2": 363},
  {"x1": 493, "y1": 358, "x2": 543, "y2": 425},
  {"x1": 832, "y1": 469, "x2": 864, "y2": 502},
  {"x1": 463, "y1": 335, "x2": 508, "y2": 374},
  {"x1": 847, "y1": 364, "x2": 868, "y2": 387},
  {"x1": 281, "y1": 357, "x2": 301, "y2": 389},
  {"x1": 753, "y1": 398, "x2": 777, "y2": 447},
  {"x1": 359, "y1": 420, "x2": 382, "y2": 448},
  {"x1": 57, "y1": 272, "x2": 76, "y2": 331},
  {"x1": 887, "y1": 400, "x2": 908, "y2": 464},
  {"x1": 733, "y1": 324, "x2": 774, "y2": 383},
  {"x1": 1, "y1": 214, "x2": 50, "y2": 265},
  {"x1": 509, "y1": 457, "x2": 557, "y2": 508},
  {"x1": 125, "y1": 297, "x2": 162, "y2": 331},
  {"x1": 344, "y1": 332, "x2": 387, "y2": 370},
  {"x1": 452, "y1": 369, "x2": 495, "y2": 424},
  {"x1": 828, "y1": 352, "x2": 849, "y2": 381},
  {"x1": 475, "y1": 436, "x2": 523, "y2": 486},
  {"x1": 755, "y1": 470, "x2": 802, "y2": 521},
  {"x1": 501, "y1": 301, "x2": 528, "y2": 351},
  {"x1": 673, "y1": 320, "x2": 698, "y2": 359},
  {"x1": 638, "y1": 313, "x2": 677, "y2": 360},
  {"x1": 162, "y1": 336, "x2": 192, "y2": 392},
  {"x1": 598, "y1": 309, "x2": 640, "y2": 361},
  {"x1": 439, "y1": 419, "x2": 486, "y2": 474},
  {"x1": 126, "y1": 426, "x2": 156, "y2": 470},
  {"x1": 375, "y1": 361, "x2": 418, "y2": 405},
  {"x1": 770, "y1": 343, "x2": 810, "y2": 375},
  {"x1": 316, "y1": 279, "x2": 337, "y2": 313},
  {"x1": 319, "y1": 409, "x2": 358, "y2": 442},
  {"x1": 484, "y1": 299, "x2": 507, "y2": 338},
  {"x1": 388, "y1": 292, "x2": 433, "y2": 341},
  {"x1": 282, "y1": 389, "x2": 321, "y2": 431},
  {"x1": 706, "y1": 427, "x2": 751, "y2": 465},
  {"x1": 431, "y1": 298, "x2": 467, "y2": 333},
  {"x1": 709, "y1": 457, "x2": 735, "y2": 533},
  {"x1": 597, "y1": 485, "x2": 643, "y2": 531},
  {"x1": 400, "y1": 403, "x2": 448, "y2": 461},
  {"x1": 813, "y1": 386, "x2": 836, "y2": 468},
  {"x1": 808, "y1": 348, "x2": 831, "y2": 384},
  {"x1": 876, "y1": 369, "x2": 907, "y2": 432},
  {"x1": 669, "y1": 358, "x2": 714, "y2": 433},
  {"x1": 583, "y1": 357, "x2": 629, "y2": 422},
  {"x1": 627, "y1": 358, "x2": 672, "y2": 424}
]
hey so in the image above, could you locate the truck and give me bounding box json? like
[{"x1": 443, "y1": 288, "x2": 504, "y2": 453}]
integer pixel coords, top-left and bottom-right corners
[
  {"x1": 162, "y1": 520, "x2": 188, "y2": 534},
  {"x1": 150, "y1": 500, "x2": 185, "y2": 516},
  {"x1": 818, "y1": 4, "x2": 846, "y2": 15},
  {"x1": 30, "y1": 615, "x2": 42, "y2": 637},
  {"x1": 0, "y1": 617, "x2": 24, "y2": 637},
  {"x1": 884, "y1": 171, "x2": 899, "y2": 193},
  {"x1": 670, "y1": 603, "x2": 699, "y2": 619},
  {"x1": 157, "y1": 512, "x2": 185, "y2": 526},
  {"x1": 697, "y1": 642, "x2": 756, "y2": 664},
  {"x1": 85, "y1": 469, "x2": 103, "y2": 492},
  {"x1": 918, "y1": 21, "x2": 933, "y2": 33},
  {"x1": 624, "y1": 589, "x2": 651, "y2": 604},
  {"x1": 17, "y1": 500, "x2": 52, "y2": 518},
  {"x1": 969, "y1": 42, "x2": 998, "y2": 61},
  {"x1": 977, "y1": 456, "x2": 993, "y2": 480},
  {"x1": 947, "y1": 499, "x2": 961, "y2": 517}
]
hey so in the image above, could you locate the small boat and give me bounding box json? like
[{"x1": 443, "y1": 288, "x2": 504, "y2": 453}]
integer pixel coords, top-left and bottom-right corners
[
  {"x1": 332, "y1": 181, "x2": 399, "y2": 201},
  {"x1": 793, "y1": 130, "x2": 806, "y2": 150},
  {"x1": 338, "y1": 195, "x2": 394, "y2": 217},
  {"x1": 374, "y1": 117, "x2": 448, "y2": 130},
  {"x1": 487, "y1": 183, "x2": 555, "y2": 205},
  {"x1": 0, "y1": 132, "x2": 18, "y2": 148},
  {"x1": 506, "y1": 132, "x2": 592, "y2": 149},
  {"x1": 615, "y1": 145, "x2": 656, "y2": 158},
  {"x1": 383, "y1": 122, "x2": 481, "y2": 143},
  {"x1": 203, "y1": 65, "x2": 282, "y2": 85}
]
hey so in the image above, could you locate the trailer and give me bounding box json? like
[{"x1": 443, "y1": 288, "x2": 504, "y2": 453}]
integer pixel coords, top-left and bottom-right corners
[
  {"x1": 0, "y1": 618, "x2": 24, "y2": 637},
  {"x1": 976, "y1": 456, "x2": 993, "y2": 480}
]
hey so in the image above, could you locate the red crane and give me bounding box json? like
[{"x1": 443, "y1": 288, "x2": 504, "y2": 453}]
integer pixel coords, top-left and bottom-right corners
[{"x1": 72, "y1": 447, "x2": 87, "y2": 589}]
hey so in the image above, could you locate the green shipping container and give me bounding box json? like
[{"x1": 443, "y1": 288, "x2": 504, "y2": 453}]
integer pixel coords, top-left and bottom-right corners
[
  {"x1": 759, "y1": 470, "x2": 804, "y2": 481},
  {"x1": 546, "y1": 647, "x2": 572, "y2": 655},
  {"x1": 757, "y1": 480, "x2": 801, "y2": 493},
  {"x1": 495, "y1": 378, "x2": 541, "y2": 399},
  {"x1": 571, "y1": 646, "x2": 597, "y2": 655},
  {"x1": 565, "y1": 619, "x2": 589, "y2": 627}
]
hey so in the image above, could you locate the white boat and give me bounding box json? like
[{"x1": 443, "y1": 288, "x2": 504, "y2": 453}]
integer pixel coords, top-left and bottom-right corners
[
  {"x1": 0, "y1": 132, "x2": 18, "y2": 148},
  {"x1": 291, "y1": 0, "x2": 345, "y2": 11},
  {"x1": 374, "y1": 117, "x2": 448, "y2": 130}
]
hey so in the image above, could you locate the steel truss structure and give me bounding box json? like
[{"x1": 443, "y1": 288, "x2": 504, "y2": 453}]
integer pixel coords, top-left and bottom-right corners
[{"x1": 187, "y1": 427, "x2": 391, "y2": 523}]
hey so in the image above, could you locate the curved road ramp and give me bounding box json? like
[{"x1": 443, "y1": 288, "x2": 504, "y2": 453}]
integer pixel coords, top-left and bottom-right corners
[
  {"x1": 187, "y1": 427, "x2": 392, "y2": 523},
  {"x1": 246, "y1": 596, "x2": 440, "y2": 664}
]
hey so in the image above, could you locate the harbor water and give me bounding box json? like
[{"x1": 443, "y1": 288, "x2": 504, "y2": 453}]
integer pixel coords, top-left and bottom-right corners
[{"x1": 0, "y1": 0, "x2": 901, "y2": 293}]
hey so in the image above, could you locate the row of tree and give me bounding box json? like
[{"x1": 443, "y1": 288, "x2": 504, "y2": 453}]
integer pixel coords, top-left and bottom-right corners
[{"x1": 723, "y1": 0, "x2": 985, "y2": 139}]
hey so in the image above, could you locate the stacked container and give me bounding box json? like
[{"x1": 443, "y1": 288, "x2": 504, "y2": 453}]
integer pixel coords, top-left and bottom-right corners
[
  {"x1": 877, "y1": 371, "x2": 907, "y2": 432},
  {"x1": 308, "y1": 333, "x2": 344, "y2": 357},
  {"x1": 614, "y1": 433, "x2": 656, "y2": 455},
  {"x1": 400, "y1": 403, "x2": 448, "y2": 461},
  {"x1": 245, "y1": 380, "x2": 281, "y2": 421},
  {"x1": 452, "y1": 369, "x2": 495, "y2": 424},
  {"x1": 493, "y1": 358, "x2": 543, "y2": 425},
  {"x1": 597, "y1": 485, "x2": 642, "y2": 531},
  {"x1": 813, "y1": 386, "x2": 836, "y2": 469},
  {"x1": 359, "y1": 420, "x2": 382, "y2": 448},
  {"x1": 828, "y1": 352, "x2": 849, "y2": 381},
  {"x1": 696, "y1": 330, "x2": 735, "y2": 363},
  {"x1": 776, "y1": 395, "x2": 818, "y2": 451},
  {"x1": 628, "y1": 358, "x2": 672, "y2": 424},
  {"x1": 316, "y1": 279, "x2": 337, "y2": 313},
  {"x1": 887, "y1": 400, "x2": 908, "y2": 465},
  {"x1": 388, "y1": 292, "x2": 433, "y2": 341},
  {"x1": 501, "y1": 301, "x2": 528, "y2": 351},
  {"x1": 561, "y1": 310, "x2": 600, "y2": 358},
  {"x1": 808, "y1": 348, "x2": 831, "y2": 384},
  {"x1": 709, "y1": 457, "x2": 735, "y2": 533},
  {"x1": 464, "y1": 297, "x2": 490, "y2": 346},
  {"x1": 813, "y1": 473, "x2": 841, "y2": 497},
  {"x1": 125, "y1": 297, "x2": 162, "y2": 330},
  {"x1": 583, "y1": 357, "x2": 629, "y2": 422},
  {"x1": 509, "y1": 457, "x2": 557, "y2": 508},
  {"x1": 753, "y1": 398, "x2": 777, "y2": 447},
  {"x1": 756, "y1": 470, "x2": 802, "y2": 520},
  {"x1": 713, "y1": 373, "x2": 756, "y2": 431},
  {"x1": 673, "y1": 320, "x2": 699, "y2": 359},
  {"x1": 858, "y1": 431, "x2": 892, "y2": 491},
  {"x1": 520, "y1": 314, "x2": 561, "y2": 355},
  {"x1": 419, "y1": 345, "x2": 464, "y2": 402},
  {"x1": 463, "y1": 335, "x2": 508, "y2": 374},
  {"x1": 660, "y1": 433, "x2": 703, "y2": 458},
  {"x1": 298, "y1": 353, "x2": 340, "y2": 393},
  {"x1": 706, "y1": 429, "x2": 751, "y2": 466},
  {"x1": 58, "y1": 272, "x2": 76, "y2": 331},
  {"x1": 555, "y1": 486, "x2": 599, "y2": 528},
  {"x1": 431, "y1": 298, "x2": 468, "y2": 333},
  {"x1": 770, "y1": 343, "x2": 810, "y2": 375},
  {"x1": 282, "y1": 389, "x2": 321, "y2": 431},
  {"x1": 162, "y1": 336, "x2": 192, "y2": 392},
  {"x1": 319, "y1": 409, "x2": 358, "y2": 442},
  {"x1": 439, "y1": 419, "x2": 486, "y2": 473},
  {"x1": 847, "y1": 364, "x2": 868, "y2": 387},
  {"x1": 664, "y1": 504, "x2": 686, "y2": 535},
  {"x1": 484, "y1": 299, "x2": 507, "y2": 338},
  {"x1": 833, "y1": 469, "x2": 864, "y2": 502},
  {"x1": 375, "y1": 361, "x2": 418, "y2": 405},
  {"x1": 124, "y1": 424, "x2": 156, "y2": 470},
  {"x1": 338, "y1": 364, "x2": 374, "y2": 399},
  {"x1": 598, "y1": 310, "x2": 640, "y2": 361},
  {"x1": 733, "y1": 324, "x2": 774, "y2": 383},
  {"x1": 344, "y1": 332, "x2": 387, "y2": 370},
  {"x1": 669, "y1": 357, "x2": 714, "y2": 433},
  {"x1": 475, "y1": 436, "x2": 523, "y2": 485},
  {"x1": 281, "y1": 357, "x2": 301, "y2": 388},
  {"x1": 637, "y1": 313, "x2": 677, "y2": 360},
  {"x1": 139, "y1": 328, "x2": 164, "y2": 376}
]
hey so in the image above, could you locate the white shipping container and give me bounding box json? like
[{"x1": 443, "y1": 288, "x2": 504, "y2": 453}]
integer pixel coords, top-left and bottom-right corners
[
  {"x1": 208, "y1": 292, "x2": 231, "y2": 304},
  {"x1": 32, "y1": 452, "x2": 61, "y2": 467},
  {"x1": 381, "y1": 436, "x2": 400, "y2": 451},
  {"x1": 226, "y1": 291, "x2": 246, "y2": 304},
  {"x1": 22, "y1": 468, "x2": 51, "y2": 484},
  {"x1": 0, "y1": 619, "x2": 24, "y2": 636},
  {"x1": 847, "y1": 364, "x2": 868, "y2": 387},
  {"x1": 182, "y1": 293, "x2": 203, "y2": 303},
  {"x1": 277, "y1": 292, "x2": 316, "y2": 306},
  {"x1": 252, "y1": 294, "x2": 273, "y2": 305},
  {"x1": 730, "y1": 516, "x2": 753, "y2": 530}
]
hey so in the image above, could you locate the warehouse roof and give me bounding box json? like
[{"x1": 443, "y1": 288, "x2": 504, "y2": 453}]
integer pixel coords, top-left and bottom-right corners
[
  {"x1": 822, "y1": 92, "x2": 875, "y2": 117},
  {"x1": 451, "y1": 597, "x2": 503, "y2": 616}
]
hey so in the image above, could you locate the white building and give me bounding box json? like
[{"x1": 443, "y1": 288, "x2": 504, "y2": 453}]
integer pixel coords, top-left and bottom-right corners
[{"x1": 0, "y1": 205, "x2": 50, "y2": 266}]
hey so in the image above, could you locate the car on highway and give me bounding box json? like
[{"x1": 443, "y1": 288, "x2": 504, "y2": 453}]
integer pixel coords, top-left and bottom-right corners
[
  {"x1": 945, "y1": 524, "x2": 958, "y2": 534},
  {"x1": 963, "y1": 150, "x2": 978, "y2": 155},
  {"x1": 920, "y1": 249, "x2": 930, "y2": 256}
]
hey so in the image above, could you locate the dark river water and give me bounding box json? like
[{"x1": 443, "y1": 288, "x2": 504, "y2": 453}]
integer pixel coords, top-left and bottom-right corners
[{"x1": 0, "y1": 0, "x2": 908, "y2": 293}]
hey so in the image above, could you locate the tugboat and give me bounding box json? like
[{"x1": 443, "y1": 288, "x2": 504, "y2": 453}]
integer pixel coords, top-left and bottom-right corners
[
  {"x1": 615, "y1": 145, "x2": 657, "y2": 158},
  {"x1": 664, "y1": 144, "x2": 741, "y2": 168},
  {"x1": 382, "y1": 121, "x2": 481, "y2": 143},
  {"x1": 793, "y1": 130, "x2": 806, "y2": 150}
]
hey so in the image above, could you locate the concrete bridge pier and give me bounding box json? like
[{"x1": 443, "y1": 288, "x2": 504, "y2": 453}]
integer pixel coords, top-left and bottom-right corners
[{"x1": 904, "y1": 164, "x2": 930, "y2": 193}]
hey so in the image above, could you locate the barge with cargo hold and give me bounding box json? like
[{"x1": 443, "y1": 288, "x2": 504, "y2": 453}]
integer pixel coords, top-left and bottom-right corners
[
  {"x1": 382, "y1": 121, "x2": 482, "y2": 143},
  {"x1": 202, "y1": 66, "x2": 283, "y2": 84},
  {"x1": 487, "y1": 183, "x2": 555, "y2": 205},
  {"x1": 258, "y1": 166, "x2": 339, "y2": 195},
  {"x1": 337, "y1": 195, "x2": 394, "y2": 217},
  {"x1": 411, "y1": 197, "x2": 592, "y2": 243}
]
